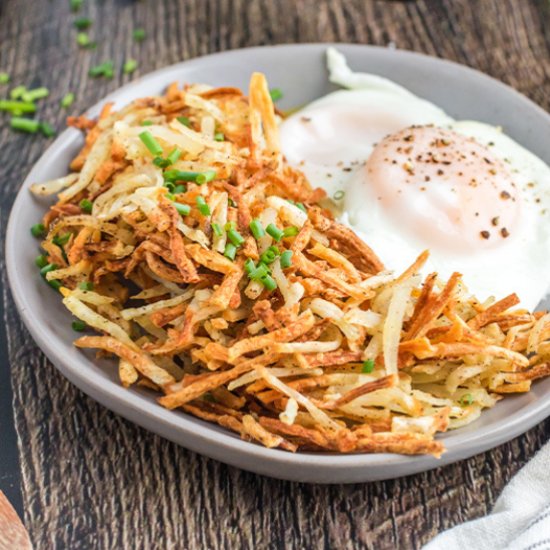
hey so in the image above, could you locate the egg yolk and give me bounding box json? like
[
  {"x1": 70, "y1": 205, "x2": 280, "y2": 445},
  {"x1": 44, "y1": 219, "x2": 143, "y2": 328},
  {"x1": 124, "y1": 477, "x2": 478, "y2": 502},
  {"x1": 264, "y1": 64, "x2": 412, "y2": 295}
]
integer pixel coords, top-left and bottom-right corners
[{"x1": 364, "y1": 126, "x2": 521, "y2": 253}]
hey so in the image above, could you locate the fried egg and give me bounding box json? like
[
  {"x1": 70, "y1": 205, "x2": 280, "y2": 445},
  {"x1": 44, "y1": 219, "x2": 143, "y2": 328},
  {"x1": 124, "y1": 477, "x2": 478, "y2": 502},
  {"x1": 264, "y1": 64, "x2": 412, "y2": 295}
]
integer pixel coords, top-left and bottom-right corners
[{"x1": 280, "y1": 48, "x2": 550, "y2": 310}]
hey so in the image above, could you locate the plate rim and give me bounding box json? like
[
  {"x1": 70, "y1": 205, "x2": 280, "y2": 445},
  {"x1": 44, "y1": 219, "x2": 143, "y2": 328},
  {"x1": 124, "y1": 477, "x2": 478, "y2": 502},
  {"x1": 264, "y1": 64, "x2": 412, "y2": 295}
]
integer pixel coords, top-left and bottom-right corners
[{"x1": 6, "y1": 42, "x2": 550, "y2": 483}]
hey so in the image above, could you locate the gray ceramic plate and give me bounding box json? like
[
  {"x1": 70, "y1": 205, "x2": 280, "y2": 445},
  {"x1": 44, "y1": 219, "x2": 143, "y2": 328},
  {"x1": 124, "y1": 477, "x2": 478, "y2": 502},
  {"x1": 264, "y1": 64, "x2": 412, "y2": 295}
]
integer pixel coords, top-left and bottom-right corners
[{"x1": 6, "y1": 44, "x2": 550, "y2": 483}]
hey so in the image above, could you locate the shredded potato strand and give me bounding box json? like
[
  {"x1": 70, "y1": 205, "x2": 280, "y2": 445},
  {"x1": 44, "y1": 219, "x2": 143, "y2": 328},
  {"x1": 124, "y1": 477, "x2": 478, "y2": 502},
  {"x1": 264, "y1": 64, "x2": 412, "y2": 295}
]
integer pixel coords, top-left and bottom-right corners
[{"x1": 28, "y1": 72, "x2": 550, "y2": 457}]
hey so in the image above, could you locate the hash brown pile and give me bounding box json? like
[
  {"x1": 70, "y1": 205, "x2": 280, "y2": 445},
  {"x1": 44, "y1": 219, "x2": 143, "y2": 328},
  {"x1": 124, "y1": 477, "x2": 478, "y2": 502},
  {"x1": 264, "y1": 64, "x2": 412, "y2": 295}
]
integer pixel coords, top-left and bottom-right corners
[{"x1": 30, "y1": 73, "x2": 550, "y2": 456}]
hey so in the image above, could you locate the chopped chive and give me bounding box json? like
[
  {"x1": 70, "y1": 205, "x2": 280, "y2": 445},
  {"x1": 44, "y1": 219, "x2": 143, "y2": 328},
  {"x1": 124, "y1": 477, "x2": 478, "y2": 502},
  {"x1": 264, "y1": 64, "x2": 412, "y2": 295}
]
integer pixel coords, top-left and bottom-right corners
[
  {"x1": 165, "y1": 192, "x2": 175, "y2": 201},
  {"x1": 249, "y1": 219, "x2": 265, "y2": 240},
  {"x1": 53, "y1": 233, "x2": 72, "y2": 247},
  {"x1": 295, "y1": 202, "x2": 306, "y2": 213},
  {"x1": 123, "y1": 59, "x2": 138, "y2": 74},
  {"x1": 22, "y1": 87, "x2": 49, "y2": 102},
  {"x1": 153, "y1": 156, "x2": 169, "y2": 168},
  {"x1": 280, "y1": 250, "x2": 293, "y2": 268},
  {"x1": 460, "y1": 393, "x2": 474, "y2": 406},
  {"x1": 287, "y1": 199, "x2": 303, "y2": 210},
  {"x1": 228, "y1": 198, "x2": 237, "y2": 207},
  {"x1": 0, "y1": 72, "x2": 9, "y2": 84},
  {"x1": 214, "y1": 132, "x2": 224, "y2": 142},
  {"x1": 79, "y1": 281, "x2": 94, "y2": 291},
  {"x1": 40, "y1": 122, "x2": 56, "y2": 138},
  {"x1": 211, "y1": 222, "x2": 223, "y2": 237},
  {"x1": 195, "y1": 170, "x2": 216, "y2": 185},
  {"x1": 227, "y1": 228, "x2": 244, "y2": 247},
  {"x1": 31, "y1": 223, "x2": 46, "y2": 238},
  {"x1": 362, "y1": 359, "x2": 375, "y2": 373},
  {"x1": 11, "y1": 117, "x2": 40, "y2": 133},
  {"x1": 139, "y1": 130, "x2": 163, "y2": 156},
  {"x1": 333, "y1": 190, "x2": 345, "y2": 201},
  {"x1": 266, "y1": 223, "x2": 284, "y2": 242},
  {"x1": 35, "y1": 255, "x2": 48, "y2": 268},
  {"x1": 79, "y1": 198, "x2": 93, "y2": 213},
  {"x1": 196, "y1": 196, "x2": 211, "y2": 216},
  {"x1": 40, "y1": 263, "x2": 58, "y2": 277},
  {"x1": 244, "y1": 258, "x2": 255, "y2": 274},
  {"x1": 141, "y1": 120, "x2": 153, "y2": 126},
  {"x1": 174, "y1": 202, "x2": 191, "y2": 216},
  {"x1": 269, "y1": 88, "x2": 283, "y2": 102},
  {"x1": 166, "y1": 147, "x2": 181, "y2": 165},
  {"x1": 89, "y1": 63, "x2": 113, "y2": 77},
  {"x1": 283, "y1": 226, "x2": 299, "y2": 238},
  {"x1": 70, "y1": 0, "x2": 84, "y2": 12},
  {"x1": 61, "y1": 92, "x2": 75, "y2": 108},
  {"x1": 72, "y1": 320, "x2": 87, "y2": 331},
  {"x1": 74, "y1": 17, "x2": 92, "y2": 29},
  {"x1": 261, "y1": 274, "x2": 277, "y2": 291},
  {"x1": 224, "y1": 221, "x2": 236, "y2": 231},
  {"x1": 260, "y1": 250, "x2": 276, "y2": 264},
  {"x1": 173, "y1": 184, "x2": 186, "y2": 194},
  {"x1": 249, "y1": 263, "x2": 270, "y2": 280},
  {"x1": 177, "y1": 116, "x2": 191, "y2": 127},
  {"x1": 76, "y1": 32, "x2": 94, "y2": 48},
  {"x1": 164, "y1": 170, "x2": 194, "y2": 182},
  {"x1": 164, "y1": 182, "x2": 175, "y2": 193},
  {"x1": 48, "y1": 279, "x2": 62, "y2": 291},
  {"x1": 260, "y1": 246, "x2": 279, "y2": 264},
  {"x1": 164, "y1": 169, "x2": 215, "y2": 184},
  {"x1": 133, "y1": 28, "x2": 146, "y2": 41},
  {"x1": 0, "y1": 100, "x2": 36, "y2": 114},
  {"x1": 89, "y1": 61, "x2": 114, "y2": 78},
  {"x1": 10, "y1": 86, "x2": 26, "y2": 99},
  {"x1": 224, "y1": 243, "x2": 237, "y2": 261}
]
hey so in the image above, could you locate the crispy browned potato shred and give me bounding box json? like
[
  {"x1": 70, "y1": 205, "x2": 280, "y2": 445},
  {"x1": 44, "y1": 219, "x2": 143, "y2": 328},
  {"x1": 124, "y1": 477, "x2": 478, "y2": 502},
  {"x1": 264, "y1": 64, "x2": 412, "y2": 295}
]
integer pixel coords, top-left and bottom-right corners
[{"x1": 30, "y1": 72, "x2": 550, "y2": 457}]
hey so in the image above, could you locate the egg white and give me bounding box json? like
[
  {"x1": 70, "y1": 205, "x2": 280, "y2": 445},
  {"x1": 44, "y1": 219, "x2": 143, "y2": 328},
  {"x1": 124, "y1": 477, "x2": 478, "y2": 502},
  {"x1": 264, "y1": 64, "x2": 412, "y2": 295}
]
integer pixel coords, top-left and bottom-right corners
[{"x1": 280, "y1": 49, "x2": 550, "y2": 310}]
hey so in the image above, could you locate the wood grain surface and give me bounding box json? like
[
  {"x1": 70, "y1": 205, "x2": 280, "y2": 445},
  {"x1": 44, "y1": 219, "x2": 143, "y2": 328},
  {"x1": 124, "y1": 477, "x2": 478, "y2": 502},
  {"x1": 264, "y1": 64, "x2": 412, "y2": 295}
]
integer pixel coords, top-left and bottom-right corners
[{"x1": 1, "y1": 0, "x2": 549, "y2": 548}]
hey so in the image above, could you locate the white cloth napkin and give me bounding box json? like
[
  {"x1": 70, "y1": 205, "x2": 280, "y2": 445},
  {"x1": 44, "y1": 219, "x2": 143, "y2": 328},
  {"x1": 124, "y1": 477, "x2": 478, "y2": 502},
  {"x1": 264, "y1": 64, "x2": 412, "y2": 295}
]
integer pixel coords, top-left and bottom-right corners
[{"x1": 424, "y1": 439, "x2": 550, "y2": 550}]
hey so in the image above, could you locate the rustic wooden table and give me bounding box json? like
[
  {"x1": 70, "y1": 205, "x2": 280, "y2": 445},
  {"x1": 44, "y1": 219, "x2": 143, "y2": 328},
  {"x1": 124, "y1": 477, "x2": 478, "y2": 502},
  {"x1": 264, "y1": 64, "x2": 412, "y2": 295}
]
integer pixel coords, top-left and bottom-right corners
[{"x1": 1, "y1": 0, "x2": 549, "y2": 548}]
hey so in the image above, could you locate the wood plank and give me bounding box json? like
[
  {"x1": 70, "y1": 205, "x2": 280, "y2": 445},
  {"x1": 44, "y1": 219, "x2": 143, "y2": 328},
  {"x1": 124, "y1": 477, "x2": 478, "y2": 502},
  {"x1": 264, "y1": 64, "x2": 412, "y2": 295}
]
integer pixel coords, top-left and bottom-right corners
[{"x1": 0, "y1": 0, "x2": 549, "y2": 548}]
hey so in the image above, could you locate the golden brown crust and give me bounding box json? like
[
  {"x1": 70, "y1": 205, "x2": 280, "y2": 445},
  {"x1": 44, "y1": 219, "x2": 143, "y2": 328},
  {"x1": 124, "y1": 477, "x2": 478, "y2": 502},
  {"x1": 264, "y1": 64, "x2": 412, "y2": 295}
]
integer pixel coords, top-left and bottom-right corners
[{"x1": 29, "y1": 76, "x2": 550, "y2": 458}]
